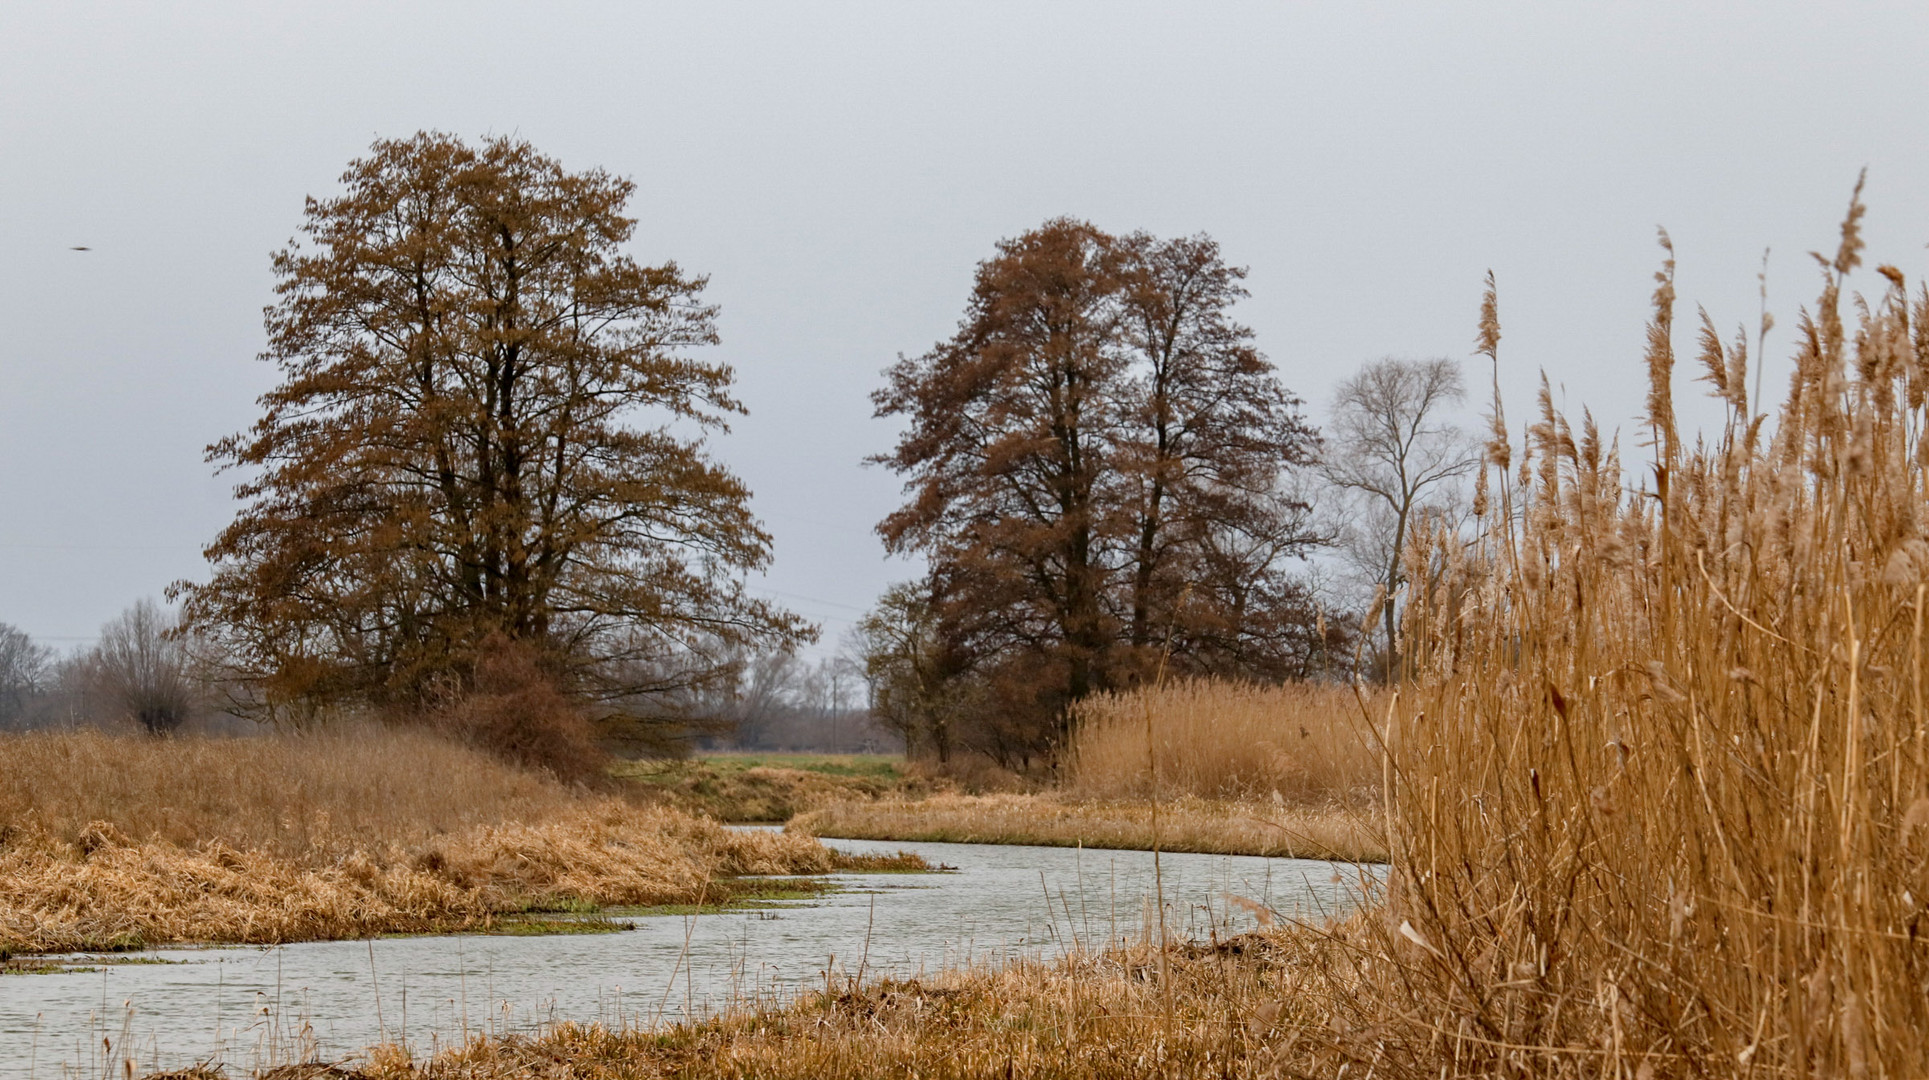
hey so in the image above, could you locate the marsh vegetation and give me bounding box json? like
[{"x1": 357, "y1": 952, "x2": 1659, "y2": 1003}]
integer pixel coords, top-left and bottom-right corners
[
  {"x1": 119, "y1": 183, "x2": 1929, "y2": 1080},
  {"x1": 0, "y1": 727, "x2": 917, "y2": 955},
  {"x1": 5, "y1": 127, "x2": 1920, "y2": 1078}
]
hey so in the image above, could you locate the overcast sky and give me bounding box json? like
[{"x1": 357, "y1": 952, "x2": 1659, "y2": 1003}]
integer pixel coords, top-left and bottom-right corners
[{"x1": 4, "y1": 1, "x2": 1928, "y2": 652}]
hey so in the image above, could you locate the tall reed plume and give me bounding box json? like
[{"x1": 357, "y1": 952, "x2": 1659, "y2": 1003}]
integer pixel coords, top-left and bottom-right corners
[{"x1": 1333, "y1": 174, "x2": 1929, "y2": 1076}]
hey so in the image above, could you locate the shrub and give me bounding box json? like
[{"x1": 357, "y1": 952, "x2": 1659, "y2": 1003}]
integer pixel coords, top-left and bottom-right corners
[{"x1": 427, "y1": 636, "x2": 607, "y2": 784}]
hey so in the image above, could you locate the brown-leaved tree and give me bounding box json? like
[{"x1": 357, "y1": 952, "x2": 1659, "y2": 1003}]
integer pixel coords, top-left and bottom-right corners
[
  {"x1": 871, "y1": 219, "x2": 1325, "y2": 759},
  {"x1": 175, "y1": 133, "x2": 808, "y2": 732}
]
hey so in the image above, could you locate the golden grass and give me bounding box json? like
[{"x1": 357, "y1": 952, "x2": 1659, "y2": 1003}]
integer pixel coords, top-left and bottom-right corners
[
  {"x1": 782, "y1": 679, "x2": 1387, "y2": 860},
  {"x1": 1292, "y1": 188, "x2": 1929, "y2": 1075},
  {"x1": 1069, "y1": 679, "x2": 1379, "y2": 805},
  {"x1": 790, "y1": 792, "x2": 1385, "y2": 862},
  {"x1": 0, "y1": 726, "x2": 574, "y2": 856},
  {"x1": 0, "y1": 727, "x2": 912, "y2": 954}
]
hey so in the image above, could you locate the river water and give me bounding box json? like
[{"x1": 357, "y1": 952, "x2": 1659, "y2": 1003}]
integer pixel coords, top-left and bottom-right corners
[{"x1": 0, "y1": 834, "x2": 1374, "y2": 1078}]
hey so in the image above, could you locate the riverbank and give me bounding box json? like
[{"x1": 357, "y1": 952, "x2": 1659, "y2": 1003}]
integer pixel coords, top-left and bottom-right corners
[
  {"x1": 0, "y1": 730, "x2": 919, "y2": 955},
  {"x1": 789, "y1": 792, "x2": 1386, "y2": 863},
  {"x1": 151, "y1": 922, "x2": 1364, "y2": 1079}
]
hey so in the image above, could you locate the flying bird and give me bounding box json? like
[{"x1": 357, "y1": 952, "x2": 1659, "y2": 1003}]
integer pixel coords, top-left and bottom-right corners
[{"x1": 70, "y1": 246, "x2": 91, "y2": 251}]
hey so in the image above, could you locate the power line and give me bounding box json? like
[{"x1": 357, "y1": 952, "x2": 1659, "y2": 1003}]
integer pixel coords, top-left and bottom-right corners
[{"x1": 0, "y1": 543, "x2": 199, "y2": 552}]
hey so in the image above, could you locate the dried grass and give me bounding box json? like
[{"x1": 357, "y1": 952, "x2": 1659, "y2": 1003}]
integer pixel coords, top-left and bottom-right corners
[
  {"x1": 0, "y1": 727, "x2": 871, "y2": 954},
  {"x1": 791, "y1": 792, "x2": 1384, "y2": 862},
  {"x1": 1294, "y1": 182, "x2": 1929, "y2": 1075},
  {"x1": 252, "y1": 929, "x2": 1352, "y2": 1080},
  {"x1": 0, "y1": 725, "x2": 571, "y2": 856},
  {"x1": 617, "y1": 755, "x2": 937, "y2": 821},
  {"x1": 1068, "y1": 679, "x2": 1379, "y2": 805}
]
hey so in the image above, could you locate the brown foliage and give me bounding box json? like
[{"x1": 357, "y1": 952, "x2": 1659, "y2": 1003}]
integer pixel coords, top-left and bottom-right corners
[
  {"x1": 423, "y1": 635, "x2": 605, "y2": 783},
  {"x1": 871, "y1": 220, "x2": 1327, "y2": 755},
  {"x1": 173, "y1": 132, "x2": 808, "y2": 723}
]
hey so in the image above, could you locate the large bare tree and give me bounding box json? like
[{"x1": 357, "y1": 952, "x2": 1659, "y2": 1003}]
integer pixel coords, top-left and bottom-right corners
[
  {"x1": 174, "y1": 133, "x2": 808, "y2": 724},
  {"x1": 1323, "y1": 357, "x2": 1478, "y2": 675},
  {"x1": 1112, "y1": 231, "x2": 1324, "y2": 678},
  {"x1": 0, "y1": 622, "x2": 51, "y2": 727},
  {"x1": 93, "y1": 600, "x2": 195, "y2": 736},
  {"x1": 872, "y1": 220, "x2": 1322, "y2": 751}
]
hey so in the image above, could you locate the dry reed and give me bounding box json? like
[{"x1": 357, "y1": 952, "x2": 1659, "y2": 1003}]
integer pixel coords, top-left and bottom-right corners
[
  {"x1": 792, "y1": 791, "x2": 1385, "y2": 862},
  {"x1": 1303, "y1": 180, "x2": 1929, "y2": 1076},
  {"x1": 0, "y1": 726, "x2": 574, "y2": 856},
  {"x1": 0, "y1": 727, "x2": 901, "y2": 954},
  {"x1": 1068, "y1": 679, "x2": 1379, "y2": 805}
]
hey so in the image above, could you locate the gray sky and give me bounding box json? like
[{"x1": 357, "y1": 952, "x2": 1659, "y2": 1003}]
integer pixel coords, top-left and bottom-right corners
[{"x1": 5, "y1": 1, "x2": 1928, "y2": 651}]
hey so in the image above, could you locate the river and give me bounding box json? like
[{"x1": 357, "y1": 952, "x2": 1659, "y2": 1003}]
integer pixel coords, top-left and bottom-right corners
[{"x1": 0, "y1": 834, "x2": 1374, "y2": 1078}]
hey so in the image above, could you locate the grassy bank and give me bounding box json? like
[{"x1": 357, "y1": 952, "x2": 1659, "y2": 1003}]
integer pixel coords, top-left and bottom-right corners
[
  {"x1": 614, "y1": 752, "x2": 934, "y2": 821},
  {"x1": 777, "y1": 680, "x2": 1386, "y2": 861},
  {"x1": 792, "y1": 792, "x2": 1384, "y2": 862},
  {"x1": 0, "y1": 729, "x2": 919, "y2": 955}
]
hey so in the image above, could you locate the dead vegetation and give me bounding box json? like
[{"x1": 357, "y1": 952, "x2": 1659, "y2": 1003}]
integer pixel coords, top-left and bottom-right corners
[
  {"x1": 188, "y1": 183, "x2": 1929, "y2": 1079},
  {"x1": 1285, "y1": 183, "x2": 1929, "y2": 1075},
  {"x1": 617, "y1": 753, "x2": 936, "y2": 821},
  {"x1": 0, "y1": 726, "x2": 910, "y2": 954},
  {"x1": 791, "y1": 680, "x2": 1384, "y2": 861},
  {"x1": 791, "y1": 793, "x2": 1383, "y2": 862},
  {"x1": 1068, "y1": 679, "x2": 1379, "y2": 806}
]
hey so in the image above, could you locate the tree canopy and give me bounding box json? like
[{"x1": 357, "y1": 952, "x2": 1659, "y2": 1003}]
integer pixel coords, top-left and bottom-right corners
[
  {"x1": 175, "y1": 133, "x2": 807, "y2": 723},
  {"x1": 871, "y1": 218, "x2": 1328, "y2": 758}
]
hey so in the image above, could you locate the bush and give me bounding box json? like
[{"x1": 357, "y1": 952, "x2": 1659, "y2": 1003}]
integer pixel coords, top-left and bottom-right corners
[{"x1": 427, "y1": 636, "x2": 607, "y2": 784}]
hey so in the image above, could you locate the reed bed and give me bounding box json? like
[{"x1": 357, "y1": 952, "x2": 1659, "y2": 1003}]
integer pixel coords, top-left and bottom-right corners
[
  {"x1": 791, "y1": 792, "x2": 1385, "y2": 862},
  {"x1": 1069, "y1": 679, "x2": 1379, "y2": 805},
  {"x1": 787, "y1": 681, "x2": 1384, "y2": 860},
  {"x1": 1306, "y1": 185, "x2": 1929, "y2": 1075},
  {"x1": 0, "y1": 726, "x2": 575, "y2": 856},
  {"x1": 0, "y1": 728, "x2": 904, "y2": 954}
]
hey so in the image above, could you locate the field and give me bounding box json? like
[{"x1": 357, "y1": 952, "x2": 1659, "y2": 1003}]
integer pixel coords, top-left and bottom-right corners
[
  {"x1": 791, "y1": 792, "x2": 1384, "y2": 862},
  {"x1": 0, "y1": 728, "x2": 918, "y2": 955},
  {"x1": 614, "y1": 752, "x2": 933, "y2": 821}
]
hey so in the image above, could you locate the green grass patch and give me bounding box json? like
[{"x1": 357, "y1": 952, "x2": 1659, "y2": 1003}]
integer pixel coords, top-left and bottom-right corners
[
  {"x1": 617, "y1": 875, "x2": 841, "y2": 918},
  {"x1": 2, "y1": 953, "x2": 183, "y2": 976},
  {"x1": 487, "y1": 915, "x2": 632, "y2": 936},
  {"x1": 614, "y1": 754, "x2": 905, "y2": 785}
]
